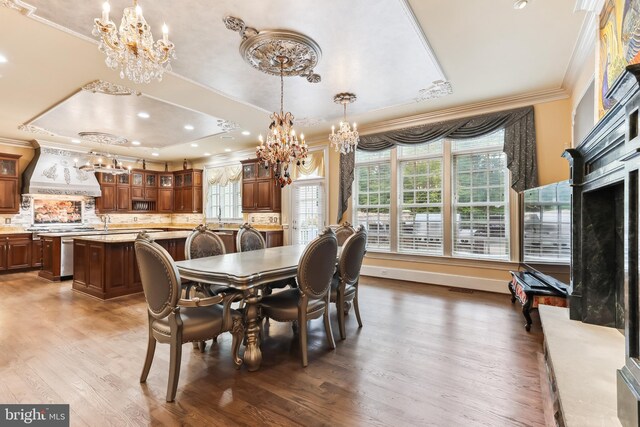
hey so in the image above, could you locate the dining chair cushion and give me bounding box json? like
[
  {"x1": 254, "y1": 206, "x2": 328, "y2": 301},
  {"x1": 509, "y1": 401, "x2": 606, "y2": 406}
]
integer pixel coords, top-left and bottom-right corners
[
  {"x1": 330, "y1": 278, "x2": 357, "y2": 301},
  {"x1": 151, "y1": 305, "x2": 242, "y2": 342},
  {"x1": 261, "y1": 289, "x2": 326, "y2": 321}
]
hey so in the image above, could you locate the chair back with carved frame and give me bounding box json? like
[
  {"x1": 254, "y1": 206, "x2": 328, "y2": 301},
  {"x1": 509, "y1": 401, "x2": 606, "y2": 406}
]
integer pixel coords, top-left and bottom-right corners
[
  {"x1": 236, "y1": 223, "x2": 266, "y2": 252},
  {"x1": 184, "y1": 224, "x2": 226, "y2": 260},
  {"x1": 297, "y1": 227, "x2": 338, "y2": 300}
]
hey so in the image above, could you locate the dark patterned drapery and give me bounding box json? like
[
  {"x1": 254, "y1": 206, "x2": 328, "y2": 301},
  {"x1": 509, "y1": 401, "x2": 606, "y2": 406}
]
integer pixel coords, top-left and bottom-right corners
[{"x1": 337, "y1": 106, "x2": 537, "y2": 223}]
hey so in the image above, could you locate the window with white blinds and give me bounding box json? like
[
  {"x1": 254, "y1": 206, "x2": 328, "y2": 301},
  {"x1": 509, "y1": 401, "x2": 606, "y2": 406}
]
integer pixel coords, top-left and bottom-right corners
[
  {"x1": 398, "y1": 144, "x2": 443, "y2": 255},
  {"x1": 354, "y1": 150, "x2": 391, "y2": 251},
  {"x1": 523, "y1": 180, "x2": 571, "y2": 263},
  {"x1": 206, "y1": 181, "x2": 242, "y2": 220},
  {"x1": 292, "y1": 182, "x2": 325, "y2": 245},
  {"x1": 452, "y1": 133, "x2": 509, "y2": 260},
  {"x1": 353, "y1": 130, "x2": 511, "y2": 260}
]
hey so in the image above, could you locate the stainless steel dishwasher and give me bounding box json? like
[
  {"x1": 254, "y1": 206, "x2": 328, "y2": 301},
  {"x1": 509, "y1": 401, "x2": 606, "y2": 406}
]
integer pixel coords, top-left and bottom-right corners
[{"x1": 60, "y1": 237, "x2": 74, "y2": 277}]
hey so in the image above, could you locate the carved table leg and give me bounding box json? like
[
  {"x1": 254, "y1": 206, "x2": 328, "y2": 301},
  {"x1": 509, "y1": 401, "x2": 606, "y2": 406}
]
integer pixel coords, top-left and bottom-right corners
[
  {"x1": 508, "y1": 281, "x2": 516, "y2": 303},
  {"x1": 242, "y1": 288, "x2": 262, "y2": 371},
  {"x1": 522, "y1": 296, "x2": 533, "y2": 332}
]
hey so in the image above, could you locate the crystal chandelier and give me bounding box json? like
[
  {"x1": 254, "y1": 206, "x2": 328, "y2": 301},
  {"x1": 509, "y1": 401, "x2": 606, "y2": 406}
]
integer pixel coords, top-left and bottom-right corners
[
  {"x1": 329, "y1": 93, "x2": 359, "y2": 154},
  {"x1": 256, "y1": 57, "x2": 309, "y2": 188},
  {"x1": 92, "y1": 0, "x2": 176, "y2": 84},
  {"x1": 74, "y1": 152, "x2": 131, "y2": 176}
]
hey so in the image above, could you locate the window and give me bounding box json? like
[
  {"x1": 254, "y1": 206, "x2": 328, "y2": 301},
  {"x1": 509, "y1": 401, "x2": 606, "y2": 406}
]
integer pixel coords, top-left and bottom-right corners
[
  {"x1": 398, "y1": 142, "x2": 443, "y2": 255},
  {"x1": 206, "y1": 181, "x2": 242, "y2": 220},
  {"x1": 523, "y1": 181, "x2": 571, "y2": 263},
  {"x1": 354, "y1": 150, "x2": 391, "y2": 250},
  {"x1": 353, "y1": 130, "x2": 511, "y2": 260}
]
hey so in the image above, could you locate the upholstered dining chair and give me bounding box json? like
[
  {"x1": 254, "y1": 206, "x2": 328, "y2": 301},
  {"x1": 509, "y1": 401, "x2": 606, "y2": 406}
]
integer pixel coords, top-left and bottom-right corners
[
  {"x1": 259, "y1": 227, "x2": 338, "y2": 367},
  {"x1": 330, "y1": 225, "x2": 367, "y2": 340},
  {"x1": 134, "y1": 232, "x2": 244, "y2": 402},
  {"x1": 183, "y1": 224, "x2": 227, "y2": 297},
  {"x1": 334, "y1": 222, "x2": 356, "y2": 246},
  {"x1": 236, "y1": 223, "x2": 295, "y2": 292}
]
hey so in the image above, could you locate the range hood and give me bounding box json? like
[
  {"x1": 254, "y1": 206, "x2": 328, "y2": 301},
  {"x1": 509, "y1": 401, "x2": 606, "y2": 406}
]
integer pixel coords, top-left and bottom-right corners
[{"x1": 22, "y1": 142, "x2": 102, "y2": 197}]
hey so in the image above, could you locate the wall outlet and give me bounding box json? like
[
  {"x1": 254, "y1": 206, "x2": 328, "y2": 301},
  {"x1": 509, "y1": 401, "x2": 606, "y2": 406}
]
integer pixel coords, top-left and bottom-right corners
[
  {"x1": 4, "y1": 218, "x2": 10, "y2": 224},
  {"x1": 133, "y1": 217, "x2": 138, "y2": 222}
]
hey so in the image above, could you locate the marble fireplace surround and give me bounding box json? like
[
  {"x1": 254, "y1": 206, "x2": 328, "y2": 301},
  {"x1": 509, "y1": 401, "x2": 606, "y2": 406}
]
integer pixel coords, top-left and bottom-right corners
[{"x1": 567, "y1": 64, "x2": 640, "y2": 426}]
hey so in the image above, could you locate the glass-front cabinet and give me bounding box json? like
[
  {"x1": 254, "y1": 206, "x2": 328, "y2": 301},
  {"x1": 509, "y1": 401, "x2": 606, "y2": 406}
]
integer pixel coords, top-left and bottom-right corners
[
  {"x1": 0, "y1": 159, "x2": 17, "y2": 177},
  {"x1": 0, "y1": 153, "x2": 20, "y2": 213},
  {"x1": 132, "y1": 172, "x2": 143, "y2": 187},
  {"x1": 160, "y1": 174, "x2": 173, "y2": 188}
]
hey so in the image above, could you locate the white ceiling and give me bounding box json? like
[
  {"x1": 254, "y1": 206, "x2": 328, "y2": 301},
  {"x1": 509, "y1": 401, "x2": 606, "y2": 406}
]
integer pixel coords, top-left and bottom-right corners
[{"x1": 0, "y1": 0, "x2": 587, "y2": 161}]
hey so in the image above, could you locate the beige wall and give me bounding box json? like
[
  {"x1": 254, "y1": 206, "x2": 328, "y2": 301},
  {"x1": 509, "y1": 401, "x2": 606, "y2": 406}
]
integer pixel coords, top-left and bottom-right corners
[{"x1": 534, "y1": 99, "x2": 572, "y2": 185}]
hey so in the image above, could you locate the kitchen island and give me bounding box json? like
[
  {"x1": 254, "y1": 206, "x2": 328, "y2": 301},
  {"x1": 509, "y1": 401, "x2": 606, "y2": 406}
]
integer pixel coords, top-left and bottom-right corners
[{"x1": 72, "y1": 231, "x2": 191, "y2": 300}]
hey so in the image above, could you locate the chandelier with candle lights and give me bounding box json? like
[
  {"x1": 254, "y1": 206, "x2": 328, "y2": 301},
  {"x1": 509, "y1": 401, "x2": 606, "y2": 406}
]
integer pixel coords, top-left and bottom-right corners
[
  {"x1": 256, "y1": 57, "x2": 309, "y2": 188},
  {"x1": 92, "y1": 0, "x2": 176, "y2": 84},
  {"x1": 329, "y1": 93, "x2": 359, "y2": 154}
]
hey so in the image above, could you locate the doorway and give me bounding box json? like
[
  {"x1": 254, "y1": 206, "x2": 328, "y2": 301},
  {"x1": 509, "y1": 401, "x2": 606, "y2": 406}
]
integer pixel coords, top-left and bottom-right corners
[{"x1": 291, "y1": 180, "x2": 326, "y2": 245}]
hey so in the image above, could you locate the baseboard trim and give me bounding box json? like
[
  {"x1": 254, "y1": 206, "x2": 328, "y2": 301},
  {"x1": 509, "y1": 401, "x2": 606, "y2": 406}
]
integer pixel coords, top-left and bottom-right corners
[{"x1": 360, "y1": 265, "x2": 509, "y2": 294}]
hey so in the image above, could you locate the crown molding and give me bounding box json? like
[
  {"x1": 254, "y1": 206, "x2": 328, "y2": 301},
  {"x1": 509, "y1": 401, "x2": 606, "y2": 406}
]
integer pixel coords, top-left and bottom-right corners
[
  {"x1": 352, "y1": 87, "x2": 569, "y2": 136},
  {"x1": 562, "y1": 10, "x2": 597, "y2": 93},
  {"x1": 0, "y1": 136, "x2": 34, "y2": 148}
]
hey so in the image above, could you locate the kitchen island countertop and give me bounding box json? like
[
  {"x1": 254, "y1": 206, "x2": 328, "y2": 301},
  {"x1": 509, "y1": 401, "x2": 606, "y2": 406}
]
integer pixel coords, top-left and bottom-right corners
[{"x1": 73, "y1": 230, "x2": 192, "y2": 243}]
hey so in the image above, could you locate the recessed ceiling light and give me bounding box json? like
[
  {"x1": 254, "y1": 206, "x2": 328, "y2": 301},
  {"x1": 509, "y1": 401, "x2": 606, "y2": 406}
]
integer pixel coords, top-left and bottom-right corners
[
  {"x1": 131, "y1": 140, "x2": 141, "y2": 145},
  {"x1": 241, "y1": 130, "x2": 251, "y2": 136},
  {"x1": 204, "y1": 152, "x2": 211, "y2": 156},
  {"x1": 71, "y1": 139, "x2": 81, "y2": 144},
  {"x1": 184, "y1": 124, "x2": 194, "y2": 130},
  {"x1": 190, "y1": 143, "x2": 198, "y2": 147},
  {"x1": 0, "y1": 54, "x2": 7, "y2": 64},
  {"x1": 513, "y1": 0, "x2": 529, "y2": 9},
  {"x1": 224, "y1": 148, "x2": 231, "y2": 152},
  {"x1": 137, "y1": 112, "x2": 150, "y2": 119},
  {"x1": 151, "y1": 152, "x2": 159, "y2": 157}
]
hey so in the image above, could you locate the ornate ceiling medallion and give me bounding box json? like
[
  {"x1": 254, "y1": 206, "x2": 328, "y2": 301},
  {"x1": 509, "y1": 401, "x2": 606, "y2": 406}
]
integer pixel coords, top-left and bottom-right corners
[
  {"x1": 415, "y1": 80, "x2": 453, "y2": 102},
  {"x1": 224, "y1": 16, "x2": 321, "y2": 83},
  {"x1": 78, "y1": 132, "x2": 128, "y2": 145},
  {"x1": 1, "y1": 0, "x2": 35, "y2": 15},
  {"x1": 217, "y1": 119, "x2": 240, "y2": 133},
  {"x1": 17, "y1": 124, "x2": 56, "y2": 136},
  {"x1": 81, "y1": 80, "x2": 141, "y2": 96}
]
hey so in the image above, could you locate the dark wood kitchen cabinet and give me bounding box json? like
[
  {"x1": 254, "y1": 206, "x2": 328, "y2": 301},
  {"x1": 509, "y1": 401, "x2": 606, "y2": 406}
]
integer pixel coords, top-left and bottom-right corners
[
  {"x1": 157, "y1": 173, "x2": 174, "y2": 212},
  {"x1": 31, "y1": 238, "x2": 43, "y2": 268},
  {"x1": 241, "y1": 159, "x2": 281, "y2": 213},
  {"x1": 116, "y1": 174, "x2": 131, "y2": 211},
  {"x1": 0, "y1": 153, "x2": 21, "y2": 214},
  {"x1": 0, "y1": 234, "x2": 35, "y2": 271},
  {"x1": 173, "y1": 169, "x2": 202, "y2": 213}
]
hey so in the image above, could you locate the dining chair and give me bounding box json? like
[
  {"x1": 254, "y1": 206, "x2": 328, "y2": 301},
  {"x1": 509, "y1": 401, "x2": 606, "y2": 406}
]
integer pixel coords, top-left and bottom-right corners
[
  {"x1": 237, "y1": 223, "x2": 295, "y2": 292},
  {"x1": 134, "y1": 232, "x2": 244, "y2": 402},
  {"x1": 259, "y1": 227, "x2": 338, "y2": 367},
  {"x1": 331, "y1": 225, "x2": 367, "y2": 340},
  {"x1": 334, "y1": 222, "x2": 356, "y2": 246},
  {"x1": 183, "y1": 224, "x2": 227, "y2": 297}
]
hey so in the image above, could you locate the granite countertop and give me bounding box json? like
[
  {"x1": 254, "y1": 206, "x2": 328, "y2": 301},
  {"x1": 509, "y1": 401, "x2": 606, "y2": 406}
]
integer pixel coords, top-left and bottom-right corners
[
  {"x1": 73, "y1": 230, "x2": 192, "y2": 243},
  {"x1": 0, "y1": 230, "x2": 34, "y2": 236},
  {"x1": 37, "y1": 228, "x2": 165, "y2": 238}
]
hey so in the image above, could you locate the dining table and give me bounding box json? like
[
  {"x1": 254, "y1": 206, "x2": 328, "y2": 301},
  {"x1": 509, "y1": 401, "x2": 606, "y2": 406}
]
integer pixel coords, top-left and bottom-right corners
[{"x1": 175, "y1": 244, "x2": 334, "y2": 371}]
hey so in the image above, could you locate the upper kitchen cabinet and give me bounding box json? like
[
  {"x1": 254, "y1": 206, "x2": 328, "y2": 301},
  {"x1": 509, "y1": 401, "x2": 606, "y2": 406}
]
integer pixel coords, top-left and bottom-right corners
[
  {"x1": 241, "y1": 159, "x2": 281, "y2": 213},
  {"x1": 96, "y1": 172, "x2": 130, "y2": 213},
  {"x1": 173, "y1": 169, "x2": 203, "y2": 213},
  {"x1": 157, "y1": 173, "x2": 174, "y2": 212},
  {"x1": 0, "y1": 153, "x2": 21, "y2": 213}
]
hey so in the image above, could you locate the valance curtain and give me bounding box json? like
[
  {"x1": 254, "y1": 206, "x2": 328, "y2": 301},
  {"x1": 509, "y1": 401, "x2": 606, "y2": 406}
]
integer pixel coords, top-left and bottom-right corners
[
  {"x1": 337, "y1": 106, "x2": 538, "y2": 222},
  {"x1": 206, "y1": 164, "x2": 242, "y2": 187},
  {"x1": 292, "y1": 150, "x2": 325, "y2": 179}
]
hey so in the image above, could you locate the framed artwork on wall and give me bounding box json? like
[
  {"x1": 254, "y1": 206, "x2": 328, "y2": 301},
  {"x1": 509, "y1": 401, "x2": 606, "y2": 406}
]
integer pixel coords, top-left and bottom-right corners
[{"x1": 598, "y1": 0, "x2": 640, "y2": 118}]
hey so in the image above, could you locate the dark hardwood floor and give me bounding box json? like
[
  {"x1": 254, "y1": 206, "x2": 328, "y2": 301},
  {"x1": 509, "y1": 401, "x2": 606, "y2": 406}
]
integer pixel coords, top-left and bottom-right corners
[{"x1": 0, "y1": 272, "x2": 545, "y2": 426}]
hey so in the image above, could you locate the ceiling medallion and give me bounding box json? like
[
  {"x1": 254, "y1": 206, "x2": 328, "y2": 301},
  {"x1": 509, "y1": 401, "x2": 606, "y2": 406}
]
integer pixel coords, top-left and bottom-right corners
[
  {"x1": 92, "y1": 0, "x2": 176, "y2": 84},
  {"x1": 217, "y1": 119, "x2": 240, "y2": 133},
  {"x1": 17, "y1": 124, "x2": 56, "y2": 136},
  {"x1": 78, "y1": 132, "x2": 128, "y2": 145},
  {"x1": 329, "y1": 93, "x2": 359, "y2": 154},
  {"x1": 415, "y1": 80, "x2": 453, "y2": 102},
  {"x1": 81, "y1": 80, "x2": 141, "y2": 96},
  {"x1": 224, "y1": 16, "x2": 322, "y2": 84}
]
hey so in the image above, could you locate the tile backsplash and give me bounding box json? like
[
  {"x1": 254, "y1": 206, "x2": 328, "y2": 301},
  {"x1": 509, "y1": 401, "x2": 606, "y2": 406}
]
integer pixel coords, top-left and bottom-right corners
[{"x1": 244, "y1": 213, "x2": 280, "y2": 225}]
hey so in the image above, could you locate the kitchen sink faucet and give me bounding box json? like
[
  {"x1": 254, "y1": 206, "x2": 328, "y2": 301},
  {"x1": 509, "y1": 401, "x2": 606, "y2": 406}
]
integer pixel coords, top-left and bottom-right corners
[{"x1": 100, "y1": 214, "x2": 111, "y2": 232}]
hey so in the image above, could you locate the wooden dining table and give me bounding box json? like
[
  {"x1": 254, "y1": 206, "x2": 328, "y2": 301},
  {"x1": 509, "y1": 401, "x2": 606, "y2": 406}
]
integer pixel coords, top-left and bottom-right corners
[{"x1": 174, "y1": 244, "x2": 315, "y2": 371}]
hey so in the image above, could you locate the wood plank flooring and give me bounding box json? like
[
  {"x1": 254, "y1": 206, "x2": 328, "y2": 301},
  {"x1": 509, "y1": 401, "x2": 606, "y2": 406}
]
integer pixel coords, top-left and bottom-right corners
[{"x1": 0, "y1": 272, "x2": 545, "y2": 426}]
